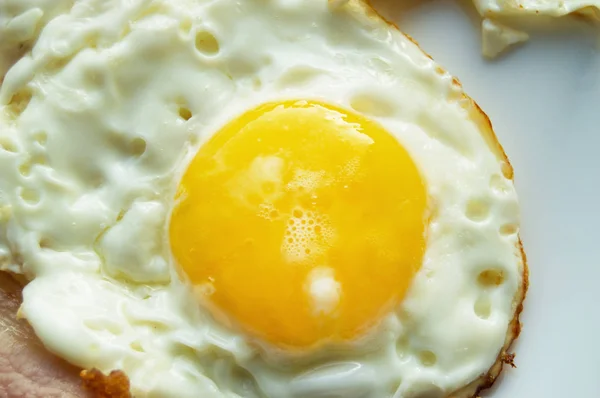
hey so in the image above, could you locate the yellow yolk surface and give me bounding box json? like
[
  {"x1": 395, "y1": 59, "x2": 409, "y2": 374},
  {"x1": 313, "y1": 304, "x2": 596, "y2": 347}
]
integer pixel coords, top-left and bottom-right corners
[{"x1": 170, "y1": 100, "x2": 427, "y2": 348}]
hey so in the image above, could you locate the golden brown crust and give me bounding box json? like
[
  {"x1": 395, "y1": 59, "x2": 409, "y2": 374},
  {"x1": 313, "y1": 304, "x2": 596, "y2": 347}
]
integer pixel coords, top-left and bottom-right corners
[
  {"x1": 80, "y1": 369, "x2": 132, "y2": 398},
  {"x1": 502, "y1": 352, "x2": 517, "y2": 369}
]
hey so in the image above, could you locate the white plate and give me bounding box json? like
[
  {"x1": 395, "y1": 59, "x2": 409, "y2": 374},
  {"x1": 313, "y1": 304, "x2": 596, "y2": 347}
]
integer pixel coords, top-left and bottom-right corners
[{"x1": 370, "y1": 1, "x2": 600, "y2": 396}]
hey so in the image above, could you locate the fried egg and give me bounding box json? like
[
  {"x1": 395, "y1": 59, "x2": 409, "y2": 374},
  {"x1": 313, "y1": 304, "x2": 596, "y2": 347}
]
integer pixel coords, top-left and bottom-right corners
[{"x1": 0, "y1": 0, "x2": 526, "y2": 397}]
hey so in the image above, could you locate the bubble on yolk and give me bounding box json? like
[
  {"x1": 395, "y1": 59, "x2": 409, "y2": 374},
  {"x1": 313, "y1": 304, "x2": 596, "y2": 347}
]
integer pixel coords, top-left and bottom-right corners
[{"x1": 170, "y1": 100, "x2": 426, "y2": 348}]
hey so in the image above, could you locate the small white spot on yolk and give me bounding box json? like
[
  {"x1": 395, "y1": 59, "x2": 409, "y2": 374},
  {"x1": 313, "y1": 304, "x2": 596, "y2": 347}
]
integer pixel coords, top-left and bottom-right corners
[{"x1": 306, "y1": 267, "x2": 341, "y2": 316}]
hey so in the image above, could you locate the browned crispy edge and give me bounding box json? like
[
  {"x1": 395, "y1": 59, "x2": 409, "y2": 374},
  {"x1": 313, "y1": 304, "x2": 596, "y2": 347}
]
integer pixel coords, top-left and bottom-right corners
[
  {"x1": 80, "y1": 369, "x2": 132, "y2": 398},
  {"x1": 358, "y1": 1, "x2": 529, "y2": 397}
]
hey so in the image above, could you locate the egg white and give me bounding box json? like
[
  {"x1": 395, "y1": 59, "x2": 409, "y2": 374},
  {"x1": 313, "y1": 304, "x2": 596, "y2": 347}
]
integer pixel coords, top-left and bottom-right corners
[
  {"x1": 472, "y1": 0, "x2": 600, "y2": 56},
  {"x1": 0, "y1": 0, "x2": 523, "y2": 397},
  {"x1": 473, "y1": 0, "x2": 600, "y2": 17}
]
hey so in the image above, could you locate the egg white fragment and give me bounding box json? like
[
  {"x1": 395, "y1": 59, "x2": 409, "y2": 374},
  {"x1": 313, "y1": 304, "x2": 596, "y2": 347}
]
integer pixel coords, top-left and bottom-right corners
[
  {"x1": 482, "y1": 18, "x2": 530, "y2": 58},
  {"x1": 0, "y1": 0, "x2": 523, "y2": 397},
  {"x1": 473, "y1": 0, "x2": 600, "y2": 17},
  {"x1": 473, "y1": 0, "x2": 600, "y2": 56}
]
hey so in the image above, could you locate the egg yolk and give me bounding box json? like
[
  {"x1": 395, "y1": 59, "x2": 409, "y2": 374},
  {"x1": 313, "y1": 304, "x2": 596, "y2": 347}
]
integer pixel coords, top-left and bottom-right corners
[{"x1": 170, "y1": 100, "x2": 426, "y2": 348}]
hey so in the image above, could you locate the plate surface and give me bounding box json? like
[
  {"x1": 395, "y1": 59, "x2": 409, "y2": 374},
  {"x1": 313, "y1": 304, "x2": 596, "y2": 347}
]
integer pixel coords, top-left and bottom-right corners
[{"x1": 371, "y1": 1, "x2": 600, "y2": 396}]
